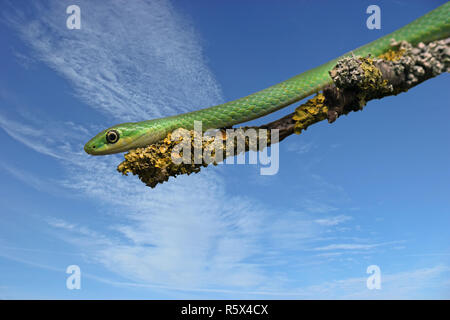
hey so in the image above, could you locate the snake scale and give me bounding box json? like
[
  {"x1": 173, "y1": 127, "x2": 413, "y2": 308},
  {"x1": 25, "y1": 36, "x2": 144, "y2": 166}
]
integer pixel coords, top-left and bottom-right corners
[{"x1": 84, "y1": 3, "x2": 450, "y2": 155}]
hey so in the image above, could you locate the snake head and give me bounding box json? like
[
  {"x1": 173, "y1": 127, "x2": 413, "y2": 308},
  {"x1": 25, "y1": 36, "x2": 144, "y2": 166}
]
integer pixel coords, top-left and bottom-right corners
[{"x1": 84, "y1": 123, "x2": 143, "y2": 155}]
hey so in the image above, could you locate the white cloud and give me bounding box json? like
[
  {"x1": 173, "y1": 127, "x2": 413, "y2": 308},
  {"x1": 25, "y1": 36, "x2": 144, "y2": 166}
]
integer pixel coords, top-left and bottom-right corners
[
  {"x1": 5, "y1": 0, "x2": 223, "y2": 122},
  {"x1": 311, "y1": 240, "x2": 404, "y2": 252},
  {"x1": 338, "y1": 265, "x2": 450, "y2": 299},
  {"x1": 0, "y1": 162, "x2": 55, "y2": 193},
  {"x1": 2, "y1": 249, "x2": 448, "y2": 299},
  {"x1": 1, "y1": 0, "x2": 327, "y2": 292},
  {"x1": 0, "y1": 114, "x2": 64, "y2": 159},
  {"x1": 314, "y1": 214, "x2": 352, "y2": 226},
  {"x1": 2, "y1": 0, "x2": 437, "y2": 298},
  {"x1": 286, "y1": 140, "x2": 314, "y2": 154}
]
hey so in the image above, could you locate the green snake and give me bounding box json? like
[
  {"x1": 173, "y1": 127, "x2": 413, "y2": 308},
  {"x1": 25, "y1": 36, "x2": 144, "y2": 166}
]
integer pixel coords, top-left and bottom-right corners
[{"x1": 84, "y1": 3, "x2": 450, "y2": 155}]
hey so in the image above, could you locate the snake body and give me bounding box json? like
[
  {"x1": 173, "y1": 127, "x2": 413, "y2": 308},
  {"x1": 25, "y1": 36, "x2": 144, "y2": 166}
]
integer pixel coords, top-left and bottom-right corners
[{"x1": 85, "y1": 3, "x2": 450, "y2": 155}]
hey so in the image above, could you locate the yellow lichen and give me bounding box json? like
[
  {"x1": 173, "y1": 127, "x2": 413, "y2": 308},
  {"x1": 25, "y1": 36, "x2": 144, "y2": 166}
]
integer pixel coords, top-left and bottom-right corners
[
  {"x1": 292, "y1": 93, "x2": 329, "y2": 134},
  {"x1": 378, "y1": 48, "x2": 406, "y2": 61},
  {"x1": 356, "y1": 57, "x2": 392, "y2": 107},
  {"x1": 117, "y1": 127, "x2": 272, "y2": 188}
]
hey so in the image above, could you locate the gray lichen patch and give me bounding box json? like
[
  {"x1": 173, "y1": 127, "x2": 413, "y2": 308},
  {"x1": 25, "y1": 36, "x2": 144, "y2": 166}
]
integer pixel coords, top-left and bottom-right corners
[
  {"x1": 117, "y1": 128, "x2": 273, "y2": 188},
  {"x1": 324, "y1": 38, "x2": 449, "y2": 123},
  {"x1": 118, "y1": 38, "x2": 449, "y2": 189}
]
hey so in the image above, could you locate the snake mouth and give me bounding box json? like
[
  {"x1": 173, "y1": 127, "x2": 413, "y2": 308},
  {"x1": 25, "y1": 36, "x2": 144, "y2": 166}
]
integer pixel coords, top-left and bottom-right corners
[
  {"x1": 84, "y1": 132, "x2": 146, "y2": 155},
  {"x1": 84, "y1": 140, "x2": 101, "y2": 155}
]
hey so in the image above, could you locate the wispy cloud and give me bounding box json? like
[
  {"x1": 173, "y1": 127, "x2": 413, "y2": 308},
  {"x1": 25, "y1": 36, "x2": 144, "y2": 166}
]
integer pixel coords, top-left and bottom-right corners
[
  {"x1": 0, "y1": 114, "x2": 65, "y2": 159},
  {"x1": 337, "y1": 265, "x2": 450, "y2": 299},
  {"x1": 5, "y1": 0, "x2": 223, "y2": 122},
  {"x1": 286, "y1": 140, "x2": 315, "y2": 155},
  {"x1": 311, "y1": 240, "x2": 404, "y2": 252},
  {"x1": 0, "y1": 162, "x2": 56, "y2": 193},
  {"x1": 1, "y1": 0, "x2": 328, "y2": 293},
  {"x1": 1, "y1": 0, "x2": 430, "y2": 298},
  {"x1": 314, "y1": 214, "x2": 352, "y2": 226},
  {"x1": 2, "y1": 249, "x2": 448, "y2": 299}
]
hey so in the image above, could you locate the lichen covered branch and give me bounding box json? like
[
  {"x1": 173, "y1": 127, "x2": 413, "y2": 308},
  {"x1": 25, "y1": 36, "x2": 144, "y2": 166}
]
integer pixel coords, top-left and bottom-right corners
[{"x1": 118, "y1": 38, "x2": 449, "y2": 188}]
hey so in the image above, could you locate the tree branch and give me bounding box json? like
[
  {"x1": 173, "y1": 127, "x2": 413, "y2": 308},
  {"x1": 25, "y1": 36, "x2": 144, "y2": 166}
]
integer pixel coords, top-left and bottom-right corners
[{"x1": 117, "y1": 38, "x2": 449, "y2": 188}]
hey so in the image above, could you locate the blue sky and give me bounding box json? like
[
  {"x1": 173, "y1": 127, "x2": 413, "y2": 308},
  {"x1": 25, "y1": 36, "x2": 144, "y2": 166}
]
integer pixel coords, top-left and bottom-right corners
[{"x1": 0, "y1": 0, "x2": 449, "y2": 299}]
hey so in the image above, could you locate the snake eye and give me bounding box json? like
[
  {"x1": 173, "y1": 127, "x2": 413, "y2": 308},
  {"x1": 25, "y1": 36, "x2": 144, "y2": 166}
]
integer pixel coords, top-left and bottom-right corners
[{"x1": 106, "y1": 129, "x2": 119, "y2": 144}]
